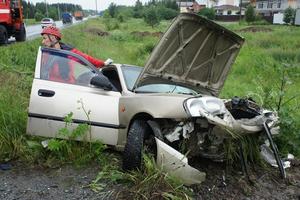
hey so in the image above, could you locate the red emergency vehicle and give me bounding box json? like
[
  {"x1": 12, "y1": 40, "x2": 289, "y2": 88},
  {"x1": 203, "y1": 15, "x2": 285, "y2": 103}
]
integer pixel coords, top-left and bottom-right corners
[{"x1": 0, "y1": 0, "x2": 26, "y2": 44}]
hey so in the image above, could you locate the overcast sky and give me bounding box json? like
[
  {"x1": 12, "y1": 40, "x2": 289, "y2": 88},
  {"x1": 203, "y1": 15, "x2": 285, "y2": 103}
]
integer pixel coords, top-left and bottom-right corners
[{"x1": 29, "y1": 0, "x2": 150, "y2": 11}]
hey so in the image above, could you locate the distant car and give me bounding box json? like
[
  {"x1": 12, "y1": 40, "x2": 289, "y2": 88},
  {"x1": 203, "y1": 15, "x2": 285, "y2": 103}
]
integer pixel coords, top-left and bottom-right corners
[
  {"x1": 62, "y1": 13, "x2": 73, "y2": 24},
  {"x1": 41, "y1": 18, "x2": 56, "y2": 29},
  {"x1": 27, "y1": 13, "x2": 283, "y2": 183}
]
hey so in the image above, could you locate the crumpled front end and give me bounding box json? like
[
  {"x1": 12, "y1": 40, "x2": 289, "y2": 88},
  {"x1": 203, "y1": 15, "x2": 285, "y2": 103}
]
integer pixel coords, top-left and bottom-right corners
[
  {"x1": 184, "y1": 96, "x2": 279, "y2": 136},
  {"x1": 150, "y1": 96, "x2": 280, "y2": 184}
]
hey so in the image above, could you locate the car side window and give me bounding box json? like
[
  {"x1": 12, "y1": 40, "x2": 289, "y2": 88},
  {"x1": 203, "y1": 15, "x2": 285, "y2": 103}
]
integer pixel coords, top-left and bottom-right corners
[{"x1": 40, "y1": 50, "x2": 96, "y2": 86}]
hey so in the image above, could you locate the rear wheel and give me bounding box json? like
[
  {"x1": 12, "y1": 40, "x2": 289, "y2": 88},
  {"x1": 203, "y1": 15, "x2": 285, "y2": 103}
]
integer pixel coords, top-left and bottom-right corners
[
  {"x1": 122, "y1": 120, "x2": 154, "y2": 171},
  {"x1": 0, "y1": 25, "x2": 8, "y2": 45},
  {"x1": 15, "y1": 23, "x2": 26, "y2": 42}
]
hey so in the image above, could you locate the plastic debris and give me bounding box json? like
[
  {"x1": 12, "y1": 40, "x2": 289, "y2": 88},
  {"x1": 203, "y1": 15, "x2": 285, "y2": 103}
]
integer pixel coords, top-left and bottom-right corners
[
  {"x1": 0, "y1": 163, "x2": 12, "y2": 170},
  {"x1": 287, "y1": 153, "x2": 295, "y2": 160},
  {"x1": 260, "y1": 144, "x2": 290, "y2": 169},
  {"x1": 41, "y1": 140, "x2": 49, "y2": 148},
  {"x1": 155, "y1": 137, "x2": 206, "y2": 185}
]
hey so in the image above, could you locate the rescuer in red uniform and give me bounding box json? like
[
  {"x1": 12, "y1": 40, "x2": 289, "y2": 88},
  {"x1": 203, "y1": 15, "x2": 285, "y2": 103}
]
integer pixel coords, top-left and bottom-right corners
[
  {"x1": 41, "y1": 26, "x2": 106, "y2": 67},
  {"x1": 40, "y1": 26, "x2": 111, "y2": 83}
]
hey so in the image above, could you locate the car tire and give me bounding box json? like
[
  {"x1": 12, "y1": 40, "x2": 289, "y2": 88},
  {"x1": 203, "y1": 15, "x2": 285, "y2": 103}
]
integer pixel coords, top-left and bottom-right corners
[
  {"x1": 15, "y1": 23, "x2": 26, "y2": 42},
  {"x1": 122, "y1": 120, "x2": 148, "y2": 171},
  {"x1": 0, "y1": 25, "x2": 8, "y2": 45}
]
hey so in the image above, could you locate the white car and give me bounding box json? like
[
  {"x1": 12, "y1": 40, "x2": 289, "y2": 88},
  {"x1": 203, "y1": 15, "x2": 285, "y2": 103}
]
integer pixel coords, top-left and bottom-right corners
[
  {"x1": 28, "y1": 13, "x2": 283, "y2": 184},
  {"x1": 41, "y1": 18, "x2": 56, "y2": 29}
]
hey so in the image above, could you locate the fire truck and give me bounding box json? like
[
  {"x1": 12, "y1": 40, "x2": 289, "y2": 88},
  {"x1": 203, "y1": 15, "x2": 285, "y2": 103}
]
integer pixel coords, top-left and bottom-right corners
[{"x1": 0, "y1": 0, "x2": 26, "y2": 45}]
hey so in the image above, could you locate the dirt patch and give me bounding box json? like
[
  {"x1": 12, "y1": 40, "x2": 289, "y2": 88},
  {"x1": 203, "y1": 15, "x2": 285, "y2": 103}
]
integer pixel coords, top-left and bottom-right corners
[
  {"x1": 238, "y1": 27, "x2": 273, "y2": 33},
  {"x1": 1, "y1": 158, "x2": 299, "y2": 199},
  {"x1": 191, "y1": 158, "x2": 300, "y2": 200},
  {"x1": 131, "y1": 31, "x2": 163, "y2": 38},
  {"x1": 84, "y1": 28, "x2": 109, "y2": 37}
]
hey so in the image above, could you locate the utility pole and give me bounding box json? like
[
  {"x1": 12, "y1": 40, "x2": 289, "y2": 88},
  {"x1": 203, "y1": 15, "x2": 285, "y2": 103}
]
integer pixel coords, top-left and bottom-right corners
[
  {"x1": 27, "y1": 0, "x2": 29, "y2": 19},
  {"x1": 57, "y1": 4, "x2": 60, "y2": 20},
  {"x1": 45, "y1": 0, "x2": 49, "y2": 17},
  {"x1": 95, "y1": 0, "x2": 98, "y2": 15},
  {"x1": 239, "y1": 0, "x2": 242, "y2": 21}
]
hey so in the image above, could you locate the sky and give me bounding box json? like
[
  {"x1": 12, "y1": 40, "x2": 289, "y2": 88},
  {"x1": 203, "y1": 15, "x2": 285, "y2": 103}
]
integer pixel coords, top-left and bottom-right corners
[{"x1": 29, "y1": 0, "x2": 150, "y2": 11}]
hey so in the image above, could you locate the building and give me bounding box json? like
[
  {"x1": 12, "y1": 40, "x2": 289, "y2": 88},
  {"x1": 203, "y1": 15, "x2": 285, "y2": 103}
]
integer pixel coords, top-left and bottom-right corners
[
  {"x1": 255, "y1": 0, "x2": 300, "y2": 16},
  {"x1": 177, "y1": 1, "x2": 205, "y2": 13},
  {"x1": 214, "y1": 5, "x2": 246, "y2": 15}
]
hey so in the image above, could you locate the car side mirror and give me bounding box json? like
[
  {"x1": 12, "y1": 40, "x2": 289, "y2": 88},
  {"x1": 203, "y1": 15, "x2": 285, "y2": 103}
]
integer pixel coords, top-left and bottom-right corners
[{"x1": 90, "y1": 75, "x2": 113, "y2": 91}]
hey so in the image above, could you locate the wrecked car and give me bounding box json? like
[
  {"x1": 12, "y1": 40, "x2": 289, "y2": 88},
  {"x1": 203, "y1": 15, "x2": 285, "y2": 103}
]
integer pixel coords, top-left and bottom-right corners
[{"x1": 27, "y1": 13, "x2": 282, "y2": 184}]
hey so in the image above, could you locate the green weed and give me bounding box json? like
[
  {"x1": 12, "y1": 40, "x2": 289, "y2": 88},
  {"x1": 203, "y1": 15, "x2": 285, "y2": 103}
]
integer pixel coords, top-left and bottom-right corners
[
  {"x1": 91, "y1": 154, "x2": 192, "y2": 199},
  {"x1": 44, "y1": 101, "x2": 107, "y2": 166}
]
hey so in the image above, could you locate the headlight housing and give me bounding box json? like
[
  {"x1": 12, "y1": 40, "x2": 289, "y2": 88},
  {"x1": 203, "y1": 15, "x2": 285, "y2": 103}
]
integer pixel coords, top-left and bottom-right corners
[{"x1": 184, "y1": 96, "x2": 227, "y2": 117}]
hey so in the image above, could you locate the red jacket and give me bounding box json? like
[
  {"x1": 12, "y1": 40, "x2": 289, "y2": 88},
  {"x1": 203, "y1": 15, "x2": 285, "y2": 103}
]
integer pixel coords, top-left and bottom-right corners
[
  {"x1": 47, "y1": 43, "x2": 105, "y2": 83},
  {"x1": 61, "y1": 43, "x2": 105, "y2": 68}
]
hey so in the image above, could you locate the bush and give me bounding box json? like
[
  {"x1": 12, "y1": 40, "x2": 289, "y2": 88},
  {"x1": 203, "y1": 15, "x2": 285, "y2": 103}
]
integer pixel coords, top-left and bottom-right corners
[
  {"x1": 34, "y1": 12, "x2": 44, "y2": 21},
  {"x1": 108, "y1": 2, "x2": 117, "y2": 18},
  {"x1": 133, "y1": 0, "x2": 144, "y2": 18},
  {"x1": 275, "y1": 107, "x2": 300, "y2": 157},
  {"x1": 198, "y1": 8, "x2": 216, "y2": 20},
  {"x1": 283, "y1": 7, "x2": 296, "y2": 24},
  {"x1": 144, "y1": 6, "x2": 160, "y2": 28},
  {"x1": 110, "y1": 30, "x2": 128, "y2": 42},
  {"x1": 245, "y1": 5, "x2": 255, "y2": 22},
  {"x1": 103, "y1": 18, "x2": 120, "y2": 31},
  {"x1": 157, "y1": 6, "x2": 178, "y2": 20},
  {"x1": 117, "y1": 14, "x2": 125, "y2": 23},
  {"x1": 250, "y1": 19, "x2": 270, "y2": 25}
]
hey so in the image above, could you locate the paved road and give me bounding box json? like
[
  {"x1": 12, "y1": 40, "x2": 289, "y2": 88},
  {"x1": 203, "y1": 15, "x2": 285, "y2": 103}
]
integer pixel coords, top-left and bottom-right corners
[
  {"x1": 26, "y1": 18, "x2": 88, "y2": 40},
  {"x1": 8, "y1": 17, "x2": 88, "y2": 42}
]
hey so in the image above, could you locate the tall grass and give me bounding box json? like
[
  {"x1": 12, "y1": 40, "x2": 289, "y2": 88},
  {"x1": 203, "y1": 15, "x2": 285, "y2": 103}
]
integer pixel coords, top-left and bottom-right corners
[
  {"x1": 90, "y1": 155, "x2": 192, "y2": 199},
  {"x1": 220, "y1": 24, "x2": 300, "y2": 156},
  {"x1": 0, "y1": 17, "x2": 299, "y2": 161}
]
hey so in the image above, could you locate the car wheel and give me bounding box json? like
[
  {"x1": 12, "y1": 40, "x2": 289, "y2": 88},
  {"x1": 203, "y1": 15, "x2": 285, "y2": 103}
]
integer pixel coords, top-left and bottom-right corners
[
  {"x1": 122, "y1": 120, "x2": 149, "y2": 171},
  {"x1": 0, "y1": 25, "x2": 8, "y2": 45},
  {"x1": 15, "y1": 23, "x2": 26, "y2": 42}
]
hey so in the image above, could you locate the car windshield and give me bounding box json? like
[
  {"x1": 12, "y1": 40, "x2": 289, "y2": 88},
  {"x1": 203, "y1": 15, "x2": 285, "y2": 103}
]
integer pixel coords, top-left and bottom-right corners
[
  {"x1": 42, "y1": 18, "x2": 51, "y2": 22},
  {"x1": 121, "y1": 65, "x2": 198, "y2": 95}
]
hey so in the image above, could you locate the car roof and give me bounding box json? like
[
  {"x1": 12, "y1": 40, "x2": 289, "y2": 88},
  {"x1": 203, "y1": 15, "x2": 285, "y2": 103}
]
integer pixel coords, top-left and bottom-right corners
[{"x1": 41, "y1": 18, "x2": 53, "y2": 21}]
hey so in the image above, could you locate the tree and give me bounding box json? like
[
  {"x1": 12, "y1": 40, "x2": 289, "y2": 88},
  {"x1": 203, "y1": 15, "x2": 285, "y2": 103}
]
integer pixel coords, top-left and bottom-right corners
[
  {"x1": 34, "y1": 12, "x2": 44, "y2": 21},
  {"x1": 49, "y1": 7, "x2": 59, "y2": 20},
  {"x1": 144, "y1": 6, "x2": 160, "y2": 28},
  {"x1": 163, "y1": 0, "x2": 179, "y2": 10},
  {"x1": 133, "y1": 0, "x2": 143, "y2": 18},
  {"x1": 157, "y1": 6, "x2": 178, "y2": 20},
  {"x1": 198, "y1": 8, "x2": 216, "y2": 20},
  {"x1": 108, "y1": 3, "x2": 117, "y2": 18},
  {"x1": 283, "y1": 7, "x2": 296, "y2": 24},
  {"x1": 245, "y1": 5, "x2": 255, "y2": 22}
]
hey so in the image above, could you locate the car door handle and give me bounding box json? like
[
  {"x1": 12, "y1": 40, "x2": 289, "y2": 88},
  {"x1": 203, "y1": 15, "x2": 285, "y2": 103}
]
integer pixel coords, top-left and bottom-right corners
[{"x1": 38, "y1": 89, "x2": 55, "y2": 97}]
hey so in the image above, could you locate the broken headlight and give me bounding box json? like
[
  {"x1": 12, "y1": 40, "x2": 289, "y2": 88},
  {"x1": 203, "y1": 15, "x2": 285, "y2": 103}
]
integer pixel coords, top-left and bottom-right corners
[{"x1": 184, "y1": 96, "x2": 227, "y2": 117}]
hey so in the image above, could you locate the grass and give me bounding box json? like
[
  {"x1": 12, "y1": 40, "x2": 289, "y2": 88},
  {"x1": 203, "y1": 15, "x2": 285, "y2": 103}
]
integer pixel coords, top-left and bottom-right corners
[
  {"x1": 24, "y1": 18, "x2": 40, "y2": 26},
  {"x1": 219, "y1": 23, "x2": 300, "y2": 156},
  {"x1": 90, "y1": 155, "x2": 193, "y2": 199},
  {"x1": 0, "y1": 16, "x2": 299, "y2": 198}
]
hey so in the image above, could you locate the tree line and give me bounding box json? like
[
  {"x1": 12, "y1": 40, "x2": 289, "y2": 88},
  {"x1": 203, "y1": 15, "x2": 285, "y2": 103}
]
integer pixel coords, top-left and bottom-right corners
[
  {"x1": 104, "y1": 0, "x2": 179, "y2": 27},
  {"x1": 21, "y1": 1, "x2": 83, "y2": 21}
]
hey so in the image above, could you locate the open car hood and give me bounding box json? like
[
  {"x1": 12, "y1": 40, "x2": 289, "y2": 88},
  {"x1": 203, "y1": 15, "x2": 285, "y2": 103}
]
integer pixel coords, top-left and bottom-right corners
[{"x1": 133, "y1": 13, "x2": 244, "y2": 96}]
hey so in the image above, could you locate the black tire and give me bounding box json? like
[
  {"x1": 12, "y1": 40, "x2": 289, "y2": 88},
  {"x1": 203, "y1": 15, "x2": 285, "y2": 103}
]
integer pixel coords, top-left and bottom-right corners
[
  {"x1": 15, "y1": 23, "x2": 26, "y2": 42},
  {"x1": 122, "y1": 120, "x2": 147, "y2": 171},
  {"x1": 0, "y1": 25, "x2": 8, "y2": 45}
]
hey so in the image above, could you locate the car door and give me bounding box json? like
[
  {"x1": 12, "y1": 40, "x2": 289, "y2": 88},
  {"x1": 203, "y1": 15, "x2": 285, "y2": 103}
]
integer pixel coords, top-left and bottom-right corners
[{"x1": 27, "y1": 47, "x2": 122, "y2": 145}]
